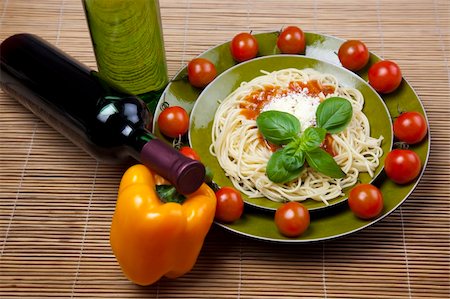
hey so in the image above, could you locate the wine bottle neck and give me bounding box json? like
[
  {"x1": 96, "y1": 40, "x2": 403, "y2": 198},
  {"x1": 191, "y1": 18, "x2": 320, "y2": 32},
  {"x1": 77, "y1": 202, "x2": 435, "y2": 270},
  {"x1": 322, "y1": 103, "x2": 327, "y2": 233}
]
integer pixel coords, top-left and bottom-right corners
[{"x1": 134, "y1": 128, "x2": 156, "y2": 148}]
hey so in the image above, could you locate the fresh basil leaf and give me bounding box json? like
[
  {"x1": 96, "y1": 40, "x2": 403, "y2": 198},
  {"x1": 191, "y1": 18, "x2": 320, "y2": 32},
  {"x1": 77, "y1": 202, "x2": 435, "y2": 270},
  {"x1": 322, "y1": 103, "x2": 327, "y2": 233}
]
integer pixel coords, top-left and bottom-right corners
[
  {"x1": 282, "y1": 138, "x2": 301, "y2": 156},
  {"x1": 256, "y1": 111, "x2": 300, "y2": 145},
  {"x1": 280, "y1": 139, "x2": 305, "y2": 171},
  {"x1": 282, "y1": 150, "x2": 305, "y2": 172},
  {"x1": 266, "y1": 150, "x2": 304, "y2": 183},
  {"x1": 316, "y1": 97, "x2": 353, "y2": 134},
  {"x1": 300, "y1": 127, "x2": 327, "y2": 152},
  {"x1": 305, "y1": 148, "x2": 345, "y2": 178}
]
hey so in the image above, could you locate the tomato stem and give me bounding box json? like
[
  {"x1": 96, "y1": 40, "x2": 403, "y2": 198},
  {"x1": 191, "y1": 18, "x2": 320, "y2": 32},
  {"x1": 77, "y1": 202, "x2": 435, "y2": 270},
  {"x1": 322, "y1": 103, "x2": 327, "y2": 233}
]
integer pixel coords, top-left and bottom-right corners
[
  {"x1": 172, "y1": 136, "x2": 183, "y2": 150},
  {"x1": 395, "y1": 101, "x2": 407, "y2": 118},
  {"x1": 393, "y1": 141, "x2": 410, "y2": 149}
]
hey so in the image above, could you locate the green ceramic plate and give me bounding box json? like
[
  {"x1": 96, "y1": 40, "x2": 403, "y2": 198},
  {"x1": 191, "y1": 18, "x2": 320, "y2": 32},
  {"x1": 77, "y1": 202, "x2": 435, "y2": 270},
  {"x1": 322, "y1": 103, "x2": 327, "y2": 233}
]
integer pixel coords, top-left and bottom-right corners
[
  {"x1": 152, "y1": 32, "x2": 430, "y2": 243},
  {"x1": 189, "y1": 55, "x2": 393, "y2": 212}
]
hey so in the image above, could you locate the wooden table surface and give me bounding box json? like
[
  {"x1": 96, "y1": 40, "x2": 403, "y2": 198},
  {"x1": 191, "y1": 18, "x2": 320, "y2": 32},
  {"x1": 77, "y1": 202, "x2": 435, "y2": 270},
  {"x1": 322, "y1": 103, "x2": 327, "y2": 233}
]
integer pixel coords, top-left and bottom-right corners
[{"x1": 1, "y1": 0, "x2": 449, "y2": 298}]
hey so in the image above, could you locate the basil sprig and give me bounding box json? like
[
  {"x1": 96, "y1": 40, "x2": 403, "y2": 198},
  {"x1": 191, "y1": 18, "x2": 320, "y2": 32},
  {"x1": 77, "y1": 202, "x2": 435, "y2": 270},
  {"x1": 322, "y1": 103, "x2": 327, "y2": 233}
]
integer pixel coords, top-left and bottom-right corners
[{"x1": 257, "y1": 97, "x2": 352, "y2": 183}]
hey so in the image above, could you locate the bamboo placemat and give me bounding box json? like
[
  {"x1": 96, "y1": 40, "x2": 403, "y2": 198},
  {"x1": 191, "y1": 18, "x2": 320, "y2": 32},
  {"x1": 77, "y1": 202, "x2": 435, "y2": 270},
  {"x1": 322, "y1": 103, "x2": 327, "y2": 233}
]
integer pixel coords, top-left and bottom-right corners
[{"x1": 1, "y1": 0, "x2": 449, "y2": 298}]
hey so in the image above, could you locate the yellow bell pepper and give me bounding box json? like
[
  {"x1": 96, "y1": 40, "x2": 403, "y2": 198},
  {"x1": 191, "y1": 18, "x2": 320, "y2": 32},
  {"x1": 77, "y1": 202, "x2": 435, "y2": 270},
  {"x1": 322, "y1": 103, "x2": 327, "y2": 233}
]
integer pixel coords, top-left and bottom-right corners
[{"x1": 110, "y1": 164, "x2": 216, "y2": 286}]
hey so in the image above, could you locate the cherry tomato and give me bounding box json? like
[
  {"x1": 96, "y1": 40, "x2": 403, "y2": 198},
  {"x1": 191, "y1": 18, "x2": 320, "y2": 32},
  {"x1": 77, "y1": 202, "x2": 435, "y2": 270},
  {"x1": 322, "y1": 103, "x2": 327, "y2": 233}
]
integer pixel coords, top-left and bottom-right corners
[
  {"x1": 348, "y1": 184, "x2": 383, "y2": 220},
  {"x1": 384, "y1": 149, "x2": 421, "y2": 184},
  {"x1": 179, "y1": 146, "x2": 201, "y2": 161},
  {"x1": 393, "y1": 112, "x2": 428, "y2": 144},
  {"x1": 230, "y1": 32, "x2": 258, "y2": 62},
  {"x1": 274, "y1": 202, "x2": 310, "y2": 237},
  {"x1": 187, "y1": 58, "x2": 217, "y2": 88},
  {"x1": 338, "y1": 40, "x2": 370, "y2": 71},
  {"x1": 157, "y1": 106, "x2": 189, "y2": 138},
  {"x1": 214, "y1": 187, "x2": 244, "y2": 223},
  {"x1": 368, "y1": 60, "x2": 402, "y2": 94},
  {"x1": 277, "y1": 26, "x2": 306, "y2": 54}
]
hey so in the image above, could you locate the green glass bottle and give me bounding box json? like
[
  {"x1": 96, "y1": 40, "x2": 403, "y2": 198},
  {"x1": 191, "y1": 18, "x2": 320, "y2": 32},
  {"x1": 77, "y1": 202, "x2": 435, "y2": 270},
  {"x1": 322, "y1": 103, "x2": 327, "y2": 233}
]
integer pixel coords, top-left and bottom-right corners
[{"x1": 82, "y1": 0, "x2": 169, "y2": 113}]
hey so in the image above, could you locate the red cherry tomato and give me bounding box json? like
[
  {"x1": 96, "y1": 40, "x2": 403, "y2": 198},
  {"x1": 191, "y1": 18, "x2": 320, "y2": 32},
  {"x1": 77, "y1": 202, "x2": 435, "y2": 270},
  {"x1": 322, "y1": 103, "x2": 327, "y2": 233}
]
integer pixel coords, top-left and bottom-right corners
[
  {"x1": 338, "y1": 40, "x2": 370, "y2": 71},
  {"x1": 277, "y1": 26, "x2": 306, "y2": 54},
  {"x1": 368, "y1": 60, "x2": 402, "y2": 94},
  {"x1": 230, "y1": 32, "x2": 258, "y2": 62},
  {"x1": 384, "y1": 149, "x2": 421, "y2": 184},
  {"x1": 348, "y1": 184, "x2": 384, "y2": 220},
  {"x1": 187, "y1": 58, "x2": 217, "y2": 88},
  {"x1": 393, "y1": 112, "x2": 428, "y2": 144},
  {"x1": 215, "y1": 187, "x2": 244, "y2": 223},
  {"x1": 157, "y1": 106, "x2": 189, "y2": 138},
  {"x1": 179, "y1": 146, "x2": 201, "y2": 161},
  {"x1": 274, "y1": 202, "x2": 310, "y2": 237}
]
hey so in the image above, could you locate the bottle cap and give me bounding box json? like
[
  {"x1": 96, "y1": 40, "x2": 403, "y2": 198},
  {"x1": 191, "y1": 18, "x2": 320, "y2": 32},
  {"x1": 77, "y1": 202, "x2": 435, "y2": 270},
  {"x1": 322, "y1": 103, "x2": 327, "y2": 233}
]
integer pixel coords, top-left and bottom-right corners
[{"x1": 140, "y1": 139, "x2": 205, "y2": 194}]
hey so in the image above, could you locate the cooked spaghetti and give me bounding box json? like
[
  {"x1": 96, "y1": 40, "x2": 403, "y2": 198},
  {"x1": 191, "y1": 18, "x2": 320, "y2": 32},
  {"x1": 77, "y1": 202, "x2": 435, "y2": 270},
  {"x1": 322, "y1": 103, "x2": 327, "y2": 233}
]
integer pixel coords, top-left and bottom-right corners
[{"x1": 210, "y1": 68, "x2": 383, "y2": 204}]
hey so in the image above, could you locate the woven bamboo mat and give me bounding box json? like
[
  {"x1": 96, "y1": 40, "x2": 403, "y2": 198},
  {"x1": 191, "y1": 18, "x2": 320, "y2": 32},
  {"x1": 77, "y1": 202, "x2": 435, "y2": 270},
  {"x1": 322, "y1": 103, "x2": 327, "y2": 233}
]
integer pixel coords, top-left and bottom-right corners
[{"x1": 1, "y1": 0, "x2": 449, "y2": 298}]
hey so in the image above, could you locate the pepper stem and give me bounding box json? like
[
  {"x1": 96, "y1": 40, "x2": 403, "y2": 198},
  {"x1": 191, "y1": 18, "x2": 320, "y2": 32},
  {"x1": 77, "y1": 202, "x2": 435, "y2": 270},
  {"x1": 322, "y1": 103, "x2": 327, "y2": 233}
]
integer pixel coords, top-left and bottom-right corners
[{"x1": 156, "y1": 185, "x2": 186, "y2": 204}]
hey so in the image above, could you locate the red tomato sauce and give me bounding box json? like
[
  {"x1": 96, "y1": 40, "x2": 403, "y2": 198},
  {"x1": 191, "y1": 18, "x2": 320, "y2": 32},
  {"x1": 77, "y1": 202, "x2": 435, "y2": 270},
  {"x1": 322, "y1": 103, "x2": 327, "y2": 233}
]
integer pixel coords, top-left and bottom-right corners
[
  {"x1": 321, "y1": 134, "x2": 337, "y2": 157},
  {"x1": 239, "y1": 80, "x2": 335, "y2": 120},
  {"x1": 258, "y1": 134, "x2": 280, "y2": 152}
]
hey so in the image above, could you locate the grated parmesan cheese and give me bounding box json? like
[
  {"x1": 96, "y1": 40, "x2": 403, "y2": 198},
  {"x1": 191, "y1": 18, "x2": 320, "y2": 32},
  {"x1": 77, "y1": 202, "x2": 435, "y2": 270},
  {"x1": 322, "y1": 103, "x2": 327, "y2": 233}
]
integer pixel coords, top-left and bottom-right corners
[{"x1": 261, "y1": 88, "x2": 321, "y2": 131}]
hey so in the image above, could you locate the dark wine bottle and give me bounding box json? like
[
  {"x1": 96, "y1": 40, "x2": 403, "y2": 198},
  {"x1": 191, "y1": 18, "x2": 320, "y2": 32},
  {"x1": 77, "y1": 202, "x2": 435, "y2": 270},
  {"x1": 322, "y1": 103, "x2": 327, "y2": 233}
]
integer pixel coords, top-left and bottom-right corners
[{"x1": 0, "y1": 33, "x2": 205, "y2": 194}]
